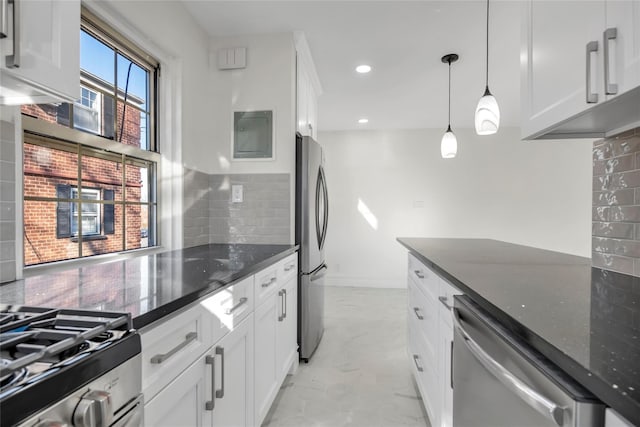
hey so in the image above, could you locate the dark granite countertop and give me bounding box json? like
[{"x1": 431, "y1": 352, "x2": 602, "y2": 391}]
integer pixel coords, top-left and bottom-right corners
[
  {"x1": 0, "y1": 244, "x2": 298, "y2": 329},
  {"x1": 397, "y1": 237, "x2": 640, "y2": 426}
]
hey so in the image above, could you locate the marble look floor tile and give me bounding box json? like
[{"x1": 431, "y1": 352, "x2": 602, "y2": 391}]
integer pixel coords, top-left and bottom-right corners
[{"x1": 262, "y1": 286, "x2": 429, "y2": 427}]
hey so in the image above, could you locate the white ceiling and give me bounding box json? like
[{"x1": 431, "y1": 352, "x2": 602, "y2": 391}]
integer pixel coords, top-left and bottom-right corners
[{"x1": 182, "y1": 1, "x2": 523, "y2": 132}]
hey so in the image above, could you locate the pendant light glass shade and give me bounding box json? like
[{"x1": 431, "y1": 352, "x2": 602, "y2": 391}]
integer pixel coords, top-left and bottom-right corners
[
  {"x1": 476, "y1": 0, "x2": 500, "y2": 136},
  {"x1": 441, "y1": 126, "x2": 457, "y2": 159},
  {"x1": 475, "y1": 87, "x2": 500, "y2": 135}
]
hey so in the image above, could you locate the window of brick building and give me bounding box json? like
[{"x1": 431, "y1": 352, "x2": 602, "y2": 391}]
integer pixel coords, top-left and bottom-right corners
[{"x1": 21, "y1": 8, "x2": 159, "y2": 266}]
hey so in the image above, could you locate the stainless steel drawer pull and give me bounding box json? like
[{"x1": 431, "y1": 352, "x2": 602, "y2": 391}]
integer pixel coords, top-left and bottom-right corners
[
  {"x1": 412, "y1": 354, "x2": 424, "y2": 372},
  {"x1": 261, "y1": 277, "x2": 277, "y2": 288},
  {"x1": 586, "y1": 41, "x2": 599, "y2": 103},
  {"x1": 604, "y1": 27, "x2": 618, "y2": 95},
  {"x1": 215, "y1": 346, "x2": 225, "y2": 399},
  {"x1": 225, "y1": 297, "x2": 248, "y2": 315},
  {"x1": 205, "y1": 355, "x2": 215, "y2": 410},
  {"x1": 283, "y1": 289, "x2": 287, "y2": 319},
  {"x1": 413, "y1": 307, "x2": 424, "y2": 320},
  {"x1": 414, "y1": 270, "x2": 424, "y2": 279},
  {"x1": 452, "y1": 308, "x2": 565, "y2": 426},
  {"x1": 278, "y1": 290, "x2": 285, "y2": 322},
  {"x1": 284, "y1": 263, "x2": 296, "y2": 272},
  {"x1": 438, "y1": 296, "x2": 452, "y2": 311},
  {"x1": 150, "y1": 332, "x2": 197, "y2": 364}
]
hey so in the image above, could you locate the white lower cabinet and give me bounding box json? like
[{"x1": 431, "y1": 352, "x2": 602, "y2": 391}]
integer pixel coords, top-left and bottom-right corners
[
  {"x1": 142, "y1": 252, "x2": 297, "y2": 427},
  {"x1": 406, "y1": 254, "x2": 461, "y2": 427},
  {"x1": 254, "y1": 254, "x2": 298, "y2": 426},
  {"x1": 211, "y1": 315, "x2": 255, "y2": 427},
  {"x1": 144, "y1": 352, "x2": 212, "y2": 427}
]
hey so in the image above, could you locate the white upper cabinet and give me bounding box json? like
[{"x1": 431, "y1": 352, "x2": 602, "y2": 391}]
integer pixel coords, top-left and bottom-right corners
[
  {"x1": 606, "y1": 1, "x2": 640, "y2": 96},
  {"x1": 0, "y1": 0, "x2": 80, "y2": 105},
  {"x1": 521, "y1": 0, "x2": 640, "y2": 140},
  {"x1": 295, "y1": 33, "x2": 321, "y2": 139}
]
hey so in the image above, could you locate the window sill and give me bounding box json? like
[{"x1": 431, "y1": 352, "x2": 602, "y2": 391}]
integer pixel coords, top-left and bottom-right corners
[{"x1": 70, "y1": 235, "x2": 108, "y2": 242}]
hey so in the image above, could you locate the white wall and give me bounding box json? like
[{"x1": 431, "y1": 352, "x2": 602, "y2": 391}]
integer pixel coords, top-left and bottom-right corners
[
  {"x1": 320, "y1": 127, "x2": 593, "y2": 288},
  {"x1": 208, "y1": 33, "x2": 296, "y2": 176}
]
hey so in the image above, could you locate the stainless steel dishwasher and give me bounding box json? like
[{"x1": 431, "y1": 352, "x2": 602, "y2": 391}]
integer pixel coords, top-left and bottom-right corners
[{"x1": 452, "y1": 295, "x2": 604, "y2": 427}]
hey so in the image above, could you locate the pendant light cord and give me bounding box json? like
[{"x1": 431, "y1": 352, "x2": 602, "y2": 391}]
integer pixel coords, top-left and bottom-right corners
[
  {"x1": 448, "y1": 60, "x2": 451, "y2": 127},
  {"x1": 485, "y1": 0, "x2": 489, "y2": 88}
]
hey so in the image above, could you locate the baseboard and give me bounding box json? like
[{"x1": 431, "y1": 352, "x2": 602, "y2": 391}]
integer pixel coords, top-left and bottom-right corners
[{"x1": 324, "y1": 275, "x2": 406, "y2": 289}]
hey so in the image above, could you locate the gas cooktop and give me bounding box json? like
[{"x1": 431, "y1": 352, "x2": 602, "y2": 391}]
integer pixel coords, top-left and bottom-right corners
[{"x1": 0, "y1": 305, "x2": 141, "y2": 427}]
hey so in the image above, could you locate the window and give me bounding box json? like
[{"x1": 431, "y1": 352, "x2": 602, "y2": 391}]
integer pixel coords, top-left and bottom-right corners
[
  {"x1": 70, "y1": 188, "x2": 101, "y2": 236},
  {"x1": 21, "y1": 8, "x2": 159, "y2": 266}
]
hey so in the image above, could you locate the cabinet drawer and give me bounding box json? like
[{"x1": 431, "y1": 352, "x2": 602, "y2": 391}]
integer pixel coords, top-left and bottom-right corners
[
  {"x1": 278, "y1": 253, "x2": 298, "y2": 284},
  {"x1": 202, "y1": 276, "x2": 254, "y2": 337},
  {"x1": 408, "y1": 279, "x2": 438, "y2": 365},
  {"x1": 408, "y1": 254, "x2": 440, "y2": 301},
  {"x1": 254, "y1": 265, "x2": 279, "y2": 306},
  {"x1": 140, "y1": 304, "x2": 213, "y2": 401}
]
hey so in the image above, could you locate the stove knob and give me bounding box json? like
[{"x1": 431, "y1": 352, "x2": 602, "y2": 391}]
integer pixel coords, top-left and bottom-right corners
[
  {"x1": 73, "y1": 390, "x2": 113, "y2": 427},
  {"x1": 34, "y1": 421, "x2": 69, "y2": 427}
]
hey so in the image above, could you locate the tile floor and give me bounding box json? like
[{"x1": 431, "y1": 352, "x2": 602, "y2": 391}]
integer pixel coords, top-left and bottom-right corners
[{"x1": 262, "y1": 286, "x2": 430, "y2": 427}]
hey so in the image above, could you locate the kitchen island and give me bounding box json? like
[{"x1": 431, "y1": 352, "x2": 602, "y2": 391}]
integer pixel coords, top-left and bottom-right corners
[
  {"x1": 0, "y1": 243, "x2": 298, "y2": 328},
  {"x1": 397, "y1": 237, "x2": 640, "y2": 426}
]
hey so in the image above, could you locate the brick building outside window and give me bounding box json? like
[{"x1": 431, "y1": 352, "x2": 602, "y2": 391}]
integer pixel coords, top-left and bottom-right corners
[{"x1": 21, "y1": 11, "x2": 158, "y2": 267}]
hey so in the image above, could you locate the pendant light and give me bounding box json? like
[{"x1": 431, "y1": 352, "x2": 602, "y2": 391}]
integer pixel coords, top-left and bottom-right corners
[
  {"x1": 475, "y1": 0, "x2": 500, "y2": 135},
  {"x1": 441, "y1": 53, "x2": 459, "y2": 159}
]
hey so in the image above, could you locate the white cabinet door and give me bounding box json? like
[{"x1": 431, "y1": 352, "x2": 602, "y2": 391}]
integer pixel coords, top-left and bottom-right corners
[
  {"x1": 605, "y1": 408, "x2": 635, "y2": 427},
  {"x1": 211, "y1": 314, "x2": 254, "y2": 427},
  {"x1": 144, "y1": 352, "x2": 213, "y2": 427},
  {"x1": 605, "y1": 1, "x2": 640, "y2": 97},
  {"x1": 276, "y1": 276, "x2": 297, "y2": 380},
  {"x1": 438, "y1": 311, "x2": 454, "y2": 427},
  {"x1": 521, "y1": 0, "x2": 605, "y2": 139},
  {"x1": 307, "y1": 82, "x2": 318, "y2": 140},
  {"x1": 254, "y1": 294, "x2": 279, "y2": 426},
  {"x1": 297, "y1": 63, "x2": 310, "y2": 136},
  {"x1": 0, "y1": 0, "x2": 80, "y2": 104}
]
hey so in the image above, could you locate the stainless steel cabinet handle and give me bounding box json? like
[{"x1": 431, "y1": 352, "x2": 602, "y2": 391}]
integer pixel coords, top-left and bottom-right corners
[
  {"x1": 413, "y1": 307, "x2": 424, "y2": 320},
  {"x1": 412, "y1": 354, "x2": 424, "y2": 372},
  {"x1": 586, "y1": 41, "x2": 598, "y2": 103},
  {"x1": 414, "y1": 270, "x2": 424, "y2": 279},
  {"x1": 452, "y1": 308, "x2": 565, "y2": 426},
  {"x1": 205, "y1": 355, "x2": 215, "y2": 410},
  {"x1": 150, "y1": 332, "x2": 197, "y2": 364},
  {"x1": 604, "y1": 27, "x2": 618, "y2": 95},
  {"x1": 438, "y1": 296, "x2": 452, "y2": 311},
  {"x1": 284, "y1": 263, "x2": 296, "y2": 272},
  {"x1": 1, "y1": 0, "x2": 8, "y2": 38},
  {"x1": 278, "y1": 290, "x2": 285, "y2": 322},
  {"x1": 283, "y1": 289, "x2": 287, "y2": 319},
  {"x1": 261, "y1": 277, "x2": 277, "y2": 288},
  {"x1": 215, "y1": 346, "x2": 225, "y2": 399},
  {"x1": 5, "y1": 0, "x2": 19, "y2": 68},
  {"x1": 225, "y1": 297, "x2": 248, "y2": 315}
]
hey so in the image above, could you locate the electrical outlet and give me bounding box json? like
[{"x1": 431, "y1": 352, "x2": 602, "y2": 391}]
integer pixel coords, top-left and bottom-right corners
[{"x1": 231, "y1": 184, "x2": 243, "y2": 203}]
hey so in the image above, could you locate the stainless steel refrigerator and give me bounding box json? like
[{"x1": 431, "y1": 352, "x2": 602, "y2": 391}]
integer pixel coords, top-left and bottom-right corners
[{"x1": 296, "y1": 133, "x2": 328, "y2": 362}]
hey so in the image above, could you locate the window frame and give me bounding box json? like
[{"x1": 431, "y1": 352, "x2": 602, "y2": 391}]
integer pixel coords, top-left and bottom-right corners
[{"x1": 20, "y1": 6, "x2": 162, "y2": 268}]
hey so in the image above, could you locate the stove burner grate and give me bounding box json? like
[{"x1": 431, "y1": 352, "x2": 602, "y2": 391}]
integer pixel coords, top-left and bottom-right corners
[{"x1": 0, "y1": 359, "x2": 27, "y2": 391}]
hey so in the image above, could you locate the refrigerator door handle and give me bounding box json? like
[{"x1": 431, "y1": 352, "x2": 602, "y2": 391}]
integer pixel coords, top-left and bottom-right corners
[
  {"x1": 309, "y1": 264, "x2": 328, "y2": 282},
  {"x1": 319, "y1": 166, "x2": 329, "y2": 250},
  {"x1": 315, "y1": 168, "x2": 323, "y2": 250},
  {"x1": 452, "y1": 307, "x2": 565, "y2": 426}
]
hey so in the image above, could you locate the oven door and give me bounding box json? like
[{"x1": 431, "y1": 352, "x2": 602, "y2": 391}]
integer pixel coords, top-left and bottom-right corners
[
  {"x1": 111, "y1": 394, "x2": 144, "y2": 427},
  {"x1": 452, "y1": 295, "x2": 603, "y2": 427}
]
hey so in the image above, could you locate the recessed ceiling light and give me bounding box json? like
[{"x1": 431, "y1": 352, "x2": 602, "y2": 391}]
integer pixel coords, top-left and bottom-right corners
[
  {"x1": 358, "y1": 118, "x2": 369, "y2": 124},
  {"x1": 355, "y1": 65, "x2": 371, "y2": 74}
]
